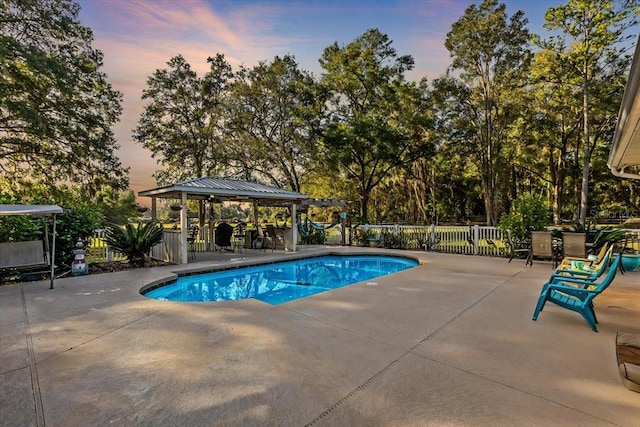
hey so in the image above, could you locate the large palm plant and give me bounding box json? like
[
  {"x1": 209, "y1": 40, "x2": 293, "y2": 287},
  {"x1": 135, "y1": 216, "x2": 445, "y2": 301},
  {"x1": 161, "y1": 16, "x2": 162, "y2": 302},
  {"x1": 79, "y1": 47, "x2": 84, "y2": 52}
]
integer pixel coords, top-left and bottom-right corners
[{"x1": 104, "y1": 221, "x2": 164, "y2": 266}]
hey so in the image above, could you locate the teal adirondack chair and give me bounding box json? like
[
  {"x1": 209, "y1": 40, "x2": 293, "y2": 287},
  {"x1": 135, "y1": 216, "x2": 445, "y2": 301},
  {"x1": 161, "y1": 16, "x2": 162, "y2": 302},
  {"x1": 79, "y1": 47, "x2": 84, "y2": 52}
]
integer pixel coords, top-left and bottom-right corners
[
  {"x1": 548, "y1": 246, "x2": 614, "y2": 283},
  {"x1": 532, "y1": 254, "x2": 621, "y2": 332}
]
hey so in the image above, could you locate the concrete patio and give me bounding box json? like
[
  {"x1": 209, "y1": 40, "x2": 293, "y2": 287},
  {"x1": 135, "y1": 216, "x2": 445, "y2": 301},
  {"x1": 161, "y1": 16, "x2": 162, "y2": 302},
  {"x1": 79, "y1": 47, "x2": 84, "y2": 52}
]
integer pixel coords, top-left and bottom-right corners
[{"x1": 1, "y1": 248, "x2": 639, "y2": 426}]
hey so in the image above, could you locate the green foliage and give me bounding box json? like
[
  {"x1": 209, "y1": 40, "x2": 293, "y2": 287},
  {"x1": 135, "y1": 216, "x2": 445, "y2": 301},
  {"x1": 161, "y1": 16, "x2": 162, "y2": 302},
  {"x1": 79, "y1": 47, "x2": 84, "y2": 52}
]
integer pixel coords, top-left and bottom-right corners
[
  {"x1": 354, "y1": 227, "x2": 378, "y2": 247},
  {"x1": 1, "y1": 0, "x2": 128, "y2": 190},
  {"x1": 443, "y1": 0, "x2": 532, "y2": 225},
  {"x1": 320, "y1": 28, "x2": 434, "y2": 220},
  {"x1": 380, "y1": 230, "x2": 406, "y2": 249},
  {"x1": 589, "y1": 227, "x2": 628, "y2": 252},
  {"x1": 0, "y1": 193, "x2": 41, "y2": 241},
  {"x1": 301, "y1": 227, "x2": 326, "y2": 245},
  {"x1": 54, "y1": 207, "x2": 103, "y2": 267},
  {"x1": 226, "y1": 55, "x2": 326, "y2": 192},
  {"x1": 542, "y1": 0, "x2": 640, "y2": 225},
  {"x1": 498, "y1": 194, "x2": 551, "y2": 240},
  {"x1": 134, "y1": 54, "x2": 232, "y2": 183},
  {"x1": 103, "y1": 222, "x2": 164, "y2": 266},
  {"x1": 93, "y1": 189, "x2": 141, "y2": 225}
]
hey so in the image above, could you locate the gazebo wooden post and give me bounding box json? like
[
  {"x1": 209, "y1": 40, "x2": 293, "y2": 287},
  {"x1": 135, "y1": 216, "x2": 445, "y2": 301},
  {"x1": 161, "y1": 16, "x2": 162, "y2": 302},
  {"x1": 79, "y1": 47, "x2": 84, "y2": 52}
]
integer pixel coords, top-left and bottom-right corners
[
  {"x1": 180, "y1": 191, "x2": 188, "y2": 264},
  {"x1": 290, "y1": 203, "x2": 297, "y2": 252},
  {"x1": 150, "y1": 198, "x2": 157, "y2": 220},
  {"x1": 252, "y1": 200, "x2": 259, "y2": 228}
]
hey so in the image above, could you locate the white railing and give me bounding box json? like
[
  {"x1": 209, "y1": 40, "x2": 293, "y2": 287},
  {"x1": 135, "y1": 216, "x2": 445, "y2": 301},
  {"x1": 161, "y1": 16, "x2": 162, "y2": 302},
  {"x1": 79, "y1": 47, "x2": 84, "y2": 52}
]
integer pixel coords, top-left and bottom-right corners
[
  {"x1": 87, "y1": 229, "x2": 127, "y2": 262},
  {"x1": 352, "y1": 224, "x2": 509, "y2": 256}
]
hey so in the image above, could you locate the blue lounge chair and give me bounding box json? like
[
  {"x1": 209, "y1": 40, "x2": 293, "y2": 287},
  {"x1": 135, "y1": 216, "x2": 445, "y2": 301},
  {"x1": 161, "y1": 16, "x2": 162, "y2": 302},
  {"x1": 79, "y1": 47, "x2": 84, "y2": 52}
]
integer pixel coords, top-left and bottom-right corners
[{"x1": 532, "y1": 254, "x2": 621, "y2": 332}]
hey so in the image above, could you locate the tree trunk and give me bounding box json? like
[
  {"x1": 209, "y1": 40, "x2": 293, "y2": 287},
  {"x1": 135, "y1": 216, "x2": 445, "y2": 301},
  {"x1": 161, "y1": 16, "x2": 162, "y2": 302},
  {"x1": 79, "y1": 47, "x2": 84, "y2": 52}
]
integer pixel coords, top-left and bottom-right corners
[
  {"x1": 579, "y1": 66, "x2": 590, "y2": 226},
  {"x1": 360, "y1": 191, "x2": 369, "y2": 222}
]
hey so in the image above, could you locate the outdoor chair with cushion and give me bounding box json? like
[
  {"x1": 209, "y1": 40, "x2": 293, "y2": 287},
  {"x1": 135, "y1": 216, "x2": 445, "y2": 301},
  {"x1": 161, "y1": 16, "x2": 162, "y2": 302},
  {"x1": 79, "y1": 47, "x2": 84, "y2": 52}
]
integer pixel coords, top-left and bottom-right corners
[{"x1": 532, "y1": 253, "x2": 621, "y2": 332}]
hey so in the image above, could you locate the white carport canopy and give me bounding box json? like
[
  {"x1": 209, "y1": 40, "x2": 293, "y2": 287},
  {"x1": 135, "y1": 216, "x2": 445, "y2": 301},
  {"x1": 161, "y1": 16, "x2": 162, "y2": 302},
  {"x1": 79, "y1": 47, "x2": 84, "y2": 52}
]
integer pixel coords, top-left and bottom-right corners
[
  {"x1": 609, "y1": 34, "x2": 640, "y2": 180},
  {"x1": 0, "y1": 204, "x2": 63, "y2": 289},
  {"x1": 138, "y1": 178, "x2": 309, "y2": 264}
]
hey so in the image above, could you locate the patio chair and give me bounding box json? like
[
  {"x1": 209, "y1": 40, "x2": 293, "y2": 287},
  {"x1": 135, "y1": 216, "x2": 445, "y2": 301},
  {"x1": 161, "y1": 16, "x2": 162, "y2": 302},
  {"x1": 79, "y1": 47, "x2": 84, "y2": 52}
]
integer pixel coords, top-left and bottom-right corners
[
  {"x1": 557, "y1": 243, "x2": 609, "y2": 271},
  {"x1": 532, "y1": 253, "x2": 621, "y2": 332},
  {"x1": 266, "y1": 224, "x2": 285, "y2": 250},
  {"x1": 506, "y1": 231, "x2": 531, "y2": 264},
  {"x1": 215, "y1": 222, "x2": 234, "y2": 251},
  {"x1": 552, "y1": 246, "x2": 614, "y2": 282},
  {"x1": 530, "y1": 231, "x2": 559, "y2": 268},
  {"x1": 253, "y1": 225, "x2": 273, "y2": 251},
  {"x1": 562, "y1": 232, "x2": 587, "y2": 259},
  {"x1": 232, "y1": 224, "x2": 246, "y2": 253},
  {"x1": 187, "y1": 225, "x2": 198, "y2": 260}
]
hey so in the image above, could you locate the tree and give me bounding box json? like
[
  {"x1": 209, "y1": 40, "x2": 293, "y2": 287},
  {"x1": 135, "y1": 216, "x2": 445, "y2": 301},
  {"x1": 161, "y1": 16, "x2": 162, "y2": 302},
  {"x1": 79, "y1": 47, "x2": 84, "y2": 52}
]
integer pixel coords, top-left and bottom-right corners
[
  {"x1": 0, "y1": 0, "x2": 127, "y2": 190},
  {"x1": 522, "y1": 46, "x2": 583, "y2": 224},
  {"x1": 224, "y1": 55, "x2": 325, "y2": 192},
  {"x1": 134, "y1": 54, "x2": 233, "y2": 184},
  {"x1": 444, "y1": 0, "x2": 532, "y2": 225},
  {"x1": 543, "y1": 0, "x2": 639, "y2": 226},
  {"x1": 320, "y1": 29, "x2": 433, "y2": 220}
]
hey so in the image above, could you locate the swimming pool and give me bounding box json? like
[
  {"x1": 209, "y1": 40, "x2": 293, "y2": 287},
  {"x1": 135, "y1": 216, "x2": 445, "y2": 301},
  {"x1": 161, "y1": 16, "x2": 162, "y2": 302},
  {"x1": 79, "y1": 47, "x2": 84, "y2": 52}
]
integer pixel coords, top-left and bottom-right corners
[{"x1": 143, "y1": 255, "x2": 419, "y2": 305}]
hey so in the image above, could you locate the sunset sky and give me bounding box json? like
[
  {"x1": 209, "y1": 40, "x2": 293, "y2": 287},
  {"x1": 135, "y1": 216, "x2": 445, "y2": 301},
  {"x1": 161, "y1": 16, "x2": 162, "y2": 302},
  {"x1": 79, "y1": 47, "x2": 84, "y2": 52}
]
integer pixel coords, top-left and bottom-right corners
[{"x1": 77, "y1": 0, "x2": 562, "y2": 196}]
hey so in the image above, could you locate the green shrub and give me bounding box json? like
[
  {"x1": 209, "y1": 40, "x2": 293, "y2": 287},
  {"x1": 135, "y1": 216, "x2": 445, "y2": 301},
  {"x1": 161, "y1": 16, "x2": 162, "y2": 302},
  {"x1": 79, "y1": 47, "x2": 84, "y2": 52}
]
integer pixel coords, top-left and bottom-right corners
[
  {"x1": 54, "y1": 206, "x2": 103, "y2": 267},
  {"x1": 589, "y1": 227, "x2": 628, "y2": 252},
  {"x1": 104, "y1": 222, "x2": 164, "y2": 266},
  {"x1": 498, "y1": 194, "x2": 551, "y2": 240},
  {"x1": 381, "y1": 230, "x2": 405, "y2": 249}
]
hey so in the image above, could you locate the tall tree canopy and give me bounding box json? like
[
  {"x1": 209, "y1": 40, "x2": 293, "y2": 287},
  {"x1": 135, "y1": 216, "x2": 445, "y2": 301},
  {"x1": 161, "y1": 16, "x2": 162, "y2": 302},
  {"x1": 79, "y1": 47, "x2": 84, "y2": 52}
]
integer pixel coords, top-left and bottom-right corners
[
  {"x1": 542, "y1": 0, "x2": 639, "y2": 226},
  {"x1": 0, "y1": 0, "x2": 127, "y2": 190},
  {"x1": 134, "y1": 54, "x2": 233, "y2": 184},
  {"x1": 444, "y1": 0, "x2": 532, "y2": 225},
  {"x1": 225, "y1": 55, "x2": 325, "y2": 192},
  {"x1": 320, "y1": 28, "x2": 433, "y2": 220}
]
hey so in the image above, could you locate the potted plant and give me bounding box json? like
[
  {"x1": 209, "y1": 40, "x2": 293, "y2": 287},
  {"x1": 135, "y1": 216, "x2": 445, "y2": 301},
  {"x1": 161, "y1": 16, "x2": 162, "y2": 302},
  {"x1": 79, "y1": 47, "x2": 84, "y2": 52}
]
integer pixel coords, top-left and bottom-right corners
[{"x1": 365, "y1": 229, "x2": 380, "y2": 248}]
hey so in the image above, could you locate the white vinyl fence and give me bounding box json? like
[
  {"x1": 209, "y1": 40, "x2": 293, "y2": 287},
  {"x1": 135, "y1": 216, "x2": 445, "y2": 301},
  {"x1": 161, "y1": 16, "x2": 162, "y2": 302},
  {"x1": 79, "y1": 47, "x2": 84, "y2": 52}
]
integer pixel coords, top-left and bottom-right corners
[{"x1": 89, "y1": 225, "x2": 639, "y2": 263}]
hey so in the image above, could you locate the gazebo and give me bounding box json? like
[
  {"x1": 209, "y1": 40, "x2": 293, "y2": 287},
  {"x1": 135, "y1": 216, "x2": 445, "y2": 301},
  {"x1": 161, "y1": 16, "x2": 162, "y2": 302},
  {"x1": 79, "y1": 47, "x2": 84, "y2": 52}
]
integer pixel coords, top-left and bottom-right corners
[{"x1": 138, "y1": 178, "x2": 309, "y2": 264}]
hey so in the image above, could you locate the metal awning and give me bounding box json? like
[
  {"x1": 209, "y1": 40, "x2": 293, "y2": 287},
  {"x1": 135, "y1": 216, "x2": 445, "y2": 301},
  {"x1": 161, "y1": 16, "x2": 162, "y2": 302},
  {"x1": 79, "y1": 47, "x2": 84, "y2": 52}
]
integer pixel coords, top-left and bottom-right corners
[
  {"x1": 609, "y1": 34, "x2": 640, "y2": 180},
  {"x1": 0, "y1": 204, "x2": 63, "y2": 216},
  {"x1": 138, "y1": 177, "x2": 308, "y2": 205}
]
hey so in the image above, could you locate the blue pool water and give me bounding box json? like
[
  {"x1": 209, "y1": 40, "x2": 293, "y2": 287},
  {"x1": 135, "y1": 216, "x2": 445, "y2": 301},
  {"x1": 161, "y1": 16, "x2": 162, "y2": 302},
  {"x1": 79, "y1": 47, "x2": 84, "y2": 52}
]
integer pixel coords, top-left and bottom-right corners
[{"x1": 143, "y1": 255, "x2": 419, "y2": 305}]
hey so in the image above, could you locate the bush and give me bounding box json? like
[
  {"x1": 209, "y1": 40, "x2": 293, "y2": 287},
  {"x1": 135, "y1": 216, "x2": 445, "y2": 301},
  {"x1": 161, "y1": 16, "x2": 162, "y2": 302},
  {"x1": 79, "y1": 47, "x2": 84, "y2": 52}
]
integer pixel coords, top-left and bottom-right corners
[
  {"x1": 54, "y1": 206, "x2": 103, "y2": 267},
  {"x1": 498, "y1": 194, "x2": 551, "y2": 240},
  {"x1": 104, "y1": 222, "x2": 164, "y2": 266},
  {"x1": 381, "y1": 230, "x2": 406, "y2": 249}
]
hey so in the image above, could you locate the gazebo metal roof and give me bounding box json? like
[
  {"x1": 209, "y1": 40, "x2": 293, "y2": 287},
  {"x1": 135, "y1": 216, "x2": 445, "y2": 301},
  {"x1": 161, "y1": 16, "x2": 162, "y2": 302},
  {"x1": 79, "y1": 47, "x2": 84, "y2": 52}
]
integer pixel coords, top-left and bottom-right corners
[{"x1": 138, "y1": 178, "x2": 308, "y2": 205}]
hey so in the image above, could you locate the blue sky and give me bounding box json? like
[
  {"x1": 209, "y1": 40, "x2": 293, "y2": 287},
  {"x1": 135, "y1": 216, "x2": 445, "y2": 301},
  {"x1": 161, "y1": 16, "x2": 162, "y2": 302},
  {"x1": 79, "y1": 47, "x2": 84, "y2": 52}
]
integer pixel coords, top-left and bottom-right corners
[{"x1": 77, "y1": 0, "x2": 563, "y2": 194}]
